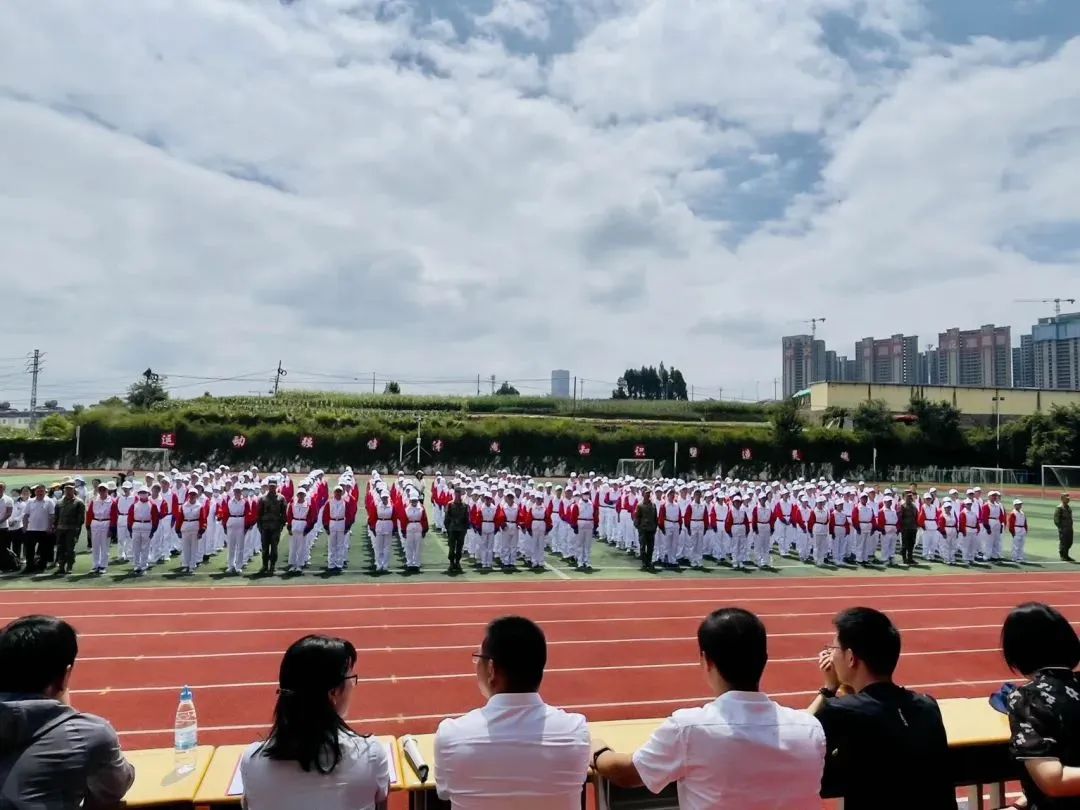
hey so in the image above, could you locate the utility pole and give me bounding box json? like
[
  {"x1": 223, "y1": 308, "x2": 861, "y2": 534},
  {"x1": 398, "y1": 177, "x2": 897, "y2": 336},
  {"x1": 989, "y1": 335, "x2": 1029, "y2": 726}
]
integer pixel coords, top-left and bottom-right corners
[
  {"x1": 490, "y1": 374, "x2": 496, "y2": 395},
  {"x1": 477, "y1": 374, "x2": 481, "y2": 396},
  {"x1": 25, "y1": 349, "x2": 42, "y2": 431},
  {"x1": 992, "y1": 394, "x2": 1005, "y2": 471},
  {"x1": 272, "y1": 361, "x2": 287, "y2": 396},
  {"x1": 580, "y1": 380, "x2": 586, "y2": 400},
  {"x1": 572, "y1": 376, "x2": 578, "y2": 413},
  {"x1": 372, "y1": 372, "x2": 376, "y2": 394},
  {"x1": 773, "y1": 378, "x2": 780, "y2": 400},
  {"x1": 690, "y1": 385, "x2": 694, "y2": 402}
]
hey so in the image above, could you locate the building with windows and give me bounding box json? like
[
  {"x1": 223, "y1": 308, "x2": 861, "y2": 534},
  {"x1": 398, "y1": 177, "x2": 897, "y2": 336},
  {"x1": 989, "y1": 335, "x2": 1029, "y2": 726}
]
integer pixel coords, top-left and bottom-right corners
[
  {"x1": 550, "y1": 369, "x2": 571, "y2": 398},
  {"x1": 781, "y1": 335, "x2": 826, "y2": 397},
  {"x1": 1028, "y1": 312, "x2": 1080, "y2": 390},
  {"x1": 934, "y1": 325, "x2": 1011, "y2": 388},
  {"x1": 854, "y1": 334, "x2": 919, "y2": 384}
]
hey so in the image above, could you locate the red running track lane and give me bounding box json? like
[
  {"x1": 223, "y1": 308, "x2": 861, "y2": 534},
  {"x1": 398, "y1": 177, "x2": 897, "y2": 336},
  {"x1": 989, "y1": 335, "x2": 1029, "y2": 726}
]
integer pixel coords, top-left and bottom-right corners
[{"x1": 0, "y1": 572, "x2": 1069, "y2": 749}]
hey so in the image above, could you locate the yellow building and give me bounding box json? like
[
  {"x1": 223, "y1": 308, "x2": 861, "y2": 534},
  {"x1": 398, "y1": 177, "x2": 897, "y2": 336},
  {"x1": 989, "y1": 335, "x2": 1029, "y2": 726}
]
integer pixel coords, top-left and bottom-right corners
[{"x1": 797, "y1": 382, "x2": 1080, "y2": 418}]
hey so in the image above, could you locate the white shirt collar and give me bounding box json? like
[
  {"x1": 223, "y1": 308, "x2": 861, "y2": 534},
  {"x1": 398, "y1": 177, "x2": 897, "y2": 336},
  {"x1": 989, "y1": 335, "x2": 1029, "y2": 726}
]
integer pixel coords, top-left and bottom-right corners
[{"x1": 486, "y1": 692, "x2": 544, "y2": 708}]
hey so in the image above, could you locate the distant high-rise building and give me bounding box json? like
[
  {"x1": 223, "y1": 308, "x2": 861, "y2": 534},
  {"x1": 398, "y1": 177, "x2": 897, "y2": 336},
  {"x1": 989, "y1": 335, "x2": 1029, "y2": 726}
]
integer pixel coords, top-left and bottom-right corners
[
  {"x1": 854, "y1": 334, "x2": 919, "y2": 384},
  {"x1": 782, "y1": 335, "x2": 826, "y2": 397},
  {"x1": 551, "y1": 369, "x2": 571, "y2": 398},
  {"x1": 1029, "y1": 312, "x2": 1080, "y2": 390},
  {"x1": 1014, "y1": 333, "x2": 1035, "y2": 388},
  {"x1": 936, "y1": 325, "x2": 1012, "y2": 387}
]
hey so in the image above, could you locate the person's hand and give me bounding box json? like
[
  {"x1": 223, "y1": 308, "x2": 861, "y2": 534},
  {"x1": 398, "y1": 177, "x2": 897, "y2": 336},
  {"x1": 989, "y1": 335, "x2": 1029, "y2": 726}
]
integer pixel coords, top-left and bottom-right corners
[{"x1": 819, "y1": 648, "x2": 840, "y2": 691}]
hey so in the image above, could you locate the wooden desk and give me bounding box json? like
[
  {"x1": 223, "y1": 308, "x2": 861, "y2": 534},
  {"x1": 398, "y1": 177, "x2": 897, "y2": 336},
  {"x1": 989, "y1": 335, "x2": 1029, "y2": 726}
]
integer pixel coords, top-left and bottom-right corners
[
  {"x1": 939, "y1": 697, "x2": 1011, "y2": 746},
  {"x1": 195, "y1": 738, "x2": 402, "y2": 809},
  {"x1": 122, "y1": 746, "x2": 214, "y2": 807},
  {"x1": 938, "y1": 698, "x2": 1017, "y2": 810}
]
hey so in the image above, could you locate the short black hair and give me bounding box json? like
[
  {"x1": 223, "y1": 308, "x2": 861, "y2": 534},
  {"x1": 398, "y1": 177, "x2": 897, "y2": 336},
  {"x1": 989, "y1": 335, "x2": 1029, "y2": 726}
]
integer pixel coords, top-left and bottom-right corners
[
  {"x1": 1002, "y1": 602, "x2": 1080, "y2": 676},
  {"x1": 482, "y1": 616, "x2": 547, "y2": 692},
  {"x1": 834, "y1": 607, "x2": 901, "y2": 678},
  {"x1": 0, "y1": 616, "x2": 79, "y2": 693},
  {"x1": 697, "y1": 607, "x2": 767, "y2": 691}
]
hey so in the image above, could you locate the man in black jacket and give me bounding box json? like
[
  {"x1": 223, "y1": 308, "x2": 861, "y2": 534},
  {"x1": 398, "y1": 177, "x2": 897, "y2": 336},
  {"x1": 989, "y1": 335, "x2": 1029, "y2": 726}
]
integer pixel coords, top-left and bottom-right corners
[
  {"x1": 808, "y1": 607, "x2": 955, "y2": 809},
  {"x1": 443, "y1": 486, "x2": 471, "y2": 574}
]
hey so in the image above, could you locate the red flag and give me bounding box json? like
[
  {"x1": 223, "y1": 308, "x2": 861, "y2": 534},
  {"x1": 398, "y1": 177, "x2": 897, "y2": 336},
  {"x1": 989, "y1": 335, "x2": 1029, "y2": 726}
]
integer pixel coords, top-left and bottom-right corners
[
  {"x1": 578, "y1": 443, "x2": 591, "y2": 456},
  {"x1": 159, "y1": 432, "x2": 176, "y2": 449}
]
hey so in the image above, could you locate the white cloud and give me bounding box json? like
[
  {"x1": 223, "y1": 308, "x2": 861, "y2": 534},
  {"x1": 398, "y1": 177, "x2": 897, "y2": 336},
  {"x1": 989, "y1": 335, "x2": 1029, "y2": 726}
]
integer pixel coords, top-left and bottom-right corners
[{"x1": 0, "y1": 0, "x2": 1077, "y2": 406}]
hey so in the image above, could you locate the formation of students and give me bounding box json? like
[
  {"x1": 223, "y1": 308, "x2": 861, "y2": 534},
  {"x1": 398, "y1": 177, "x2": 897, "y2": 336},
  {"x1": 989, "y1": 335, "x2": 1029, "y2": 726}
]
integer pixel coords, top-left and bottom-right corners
[{"x1": 0, "y1": 467, "x2": 1037, "y2": 577}]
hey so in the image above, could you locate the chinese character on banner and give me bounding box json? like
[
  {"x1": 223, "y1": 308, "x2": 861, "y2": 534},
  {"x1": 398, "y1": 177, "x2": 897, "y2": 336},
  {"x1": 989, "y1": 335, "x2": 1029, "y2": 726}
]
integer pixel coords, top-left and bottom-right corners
[
  {"x1": 840, "y1": 450, "x2": 850, "y2": 462},
  {"x1": 490, "y1": 441, "x2": 501, "y2": 454},
  {"x1": 741, "y1": 448, "x2": 752, "y2": 461},
  {"x1": 688, "y1": 446, "x2": 699, "y2": 459},
  {"x1": 159, "y1": 432, "x2": 176, "y2": 449},
  {"x1": 791, "y1": 449, "x2": 803, "y2": 462},
  {"x1": 431, "y1": 439, "x2": 444, "y2": 453},
  {"x1": 366, "y1": 438, "x2": 379, "y2": 451},
  {"x1": 578, "y1": 442, "x2": 591, "y2": 456},
  {"x1": 231, "y1": 435, "x2": 247, "y2": 449},
  {"x1": 633, "y1": 444, "x2": 646, "y2": 458},
  {"x1": 300, "y1": 435, "x2": 315, "y2": 450}
]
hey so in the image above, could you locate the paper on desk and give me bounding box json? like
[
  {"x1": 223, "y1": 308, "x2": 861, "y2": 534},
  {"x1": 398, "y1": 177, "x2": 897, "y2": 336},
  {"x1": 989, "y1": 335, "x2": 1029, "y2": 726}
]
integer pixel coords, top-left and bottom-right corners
[{"x1": 226, "y1": 739, "x2": 396, "y2": 796}]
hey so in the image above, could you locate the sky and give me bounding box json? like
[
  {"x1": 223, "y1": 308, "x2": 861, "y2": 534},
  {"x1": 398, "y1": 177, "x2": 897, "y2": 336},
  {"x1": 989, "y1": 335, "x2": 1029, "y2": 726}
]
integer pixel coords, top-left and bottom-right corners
[{"x1": 2, "y1": 0, "x2": 1079, "y2": 405}]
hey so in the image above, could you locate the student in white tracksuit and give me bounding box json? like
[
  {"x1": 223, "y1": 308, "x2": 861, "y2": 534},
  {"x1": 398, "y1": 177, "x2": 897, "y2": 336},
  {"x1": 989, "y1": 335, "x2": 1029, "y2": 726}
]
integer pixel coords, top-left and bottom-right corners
[
  {"x1": 127, "y1": 488, "x2": 159, "y2": 575},
  {"x1": 657, "y1": 495, "x2": 682, "y2": 566},
  {"x1": 86, "y1": 487, "x2": 115, "y2": 574},
  {"x1": 724, "y1": 497, "x2": 750, "y2": 570},
  {"x1": 524, "y1": 497, "x2": 550, "y2": 569},
  {"x1": 806, "y1": 499, "x2": 831, "y2": 567},
  {"x1": 852, "y1": 496, "x2": 876, "y2": 564},
  {"x1": 115, "y1": 485, "x2": 135, "y2": 562},
  {"x1": 938, "y1": 503, "x2": 959, "y2": 565},
  {"x1": 286, "y1": 492, "x2": 315, "y2": 574},
  {"x1": 982, "y1": 494, "x2": 1007, "y2": 562},
  {"x1": 399, "y1": 495, "x2": 428, "y2": 572},
  {"x1": 496, "y1": 495, "x2": 519, "y2": 566},
  {"x1": 684, "y1": 494, "x2": 708, "y2": 568},
  {"x1": 322, "y1": 487, "x2": 351, "y2": 572},
  {"x1": 573, "y1": 493, "x2": 595, "y2": 570},
  {"x1": 959, "y1": 500, "x2": 980, "y2": 566},
  {"x1": 1008, "y1": 501, "x2": 1028, "y2": 563},
  {"x1": 219, "y1": 487, "x2": 251, "y2": 574},
  {"x1": 918, "y1": 496, "x2": 940, "y2": 562},
  {"x1": 750, "y1": 497, "x2": 773, "y2": 569},
  {"x1": 370, "y1": 494, "x2": 395, "y2": 573},
  {"x1": 176, "y1": 492, "x2": 206, "y2": 574},
  {"x1": 476, "y1": 498, "x2": 499, "y2": 569},
  {"x1": 877, "y1": 497, "x2": 900, "y2": 564}
]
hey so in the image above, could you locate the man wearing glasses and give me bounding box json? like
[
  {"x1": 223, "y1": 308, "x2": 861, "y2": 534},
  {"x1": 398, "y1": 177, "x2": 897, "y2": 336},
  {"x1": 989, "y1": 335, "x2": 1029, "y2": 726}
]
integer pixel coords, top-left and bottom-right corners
[{"x1": 434, "y1": 616, "x2": 590, "y2": 809}]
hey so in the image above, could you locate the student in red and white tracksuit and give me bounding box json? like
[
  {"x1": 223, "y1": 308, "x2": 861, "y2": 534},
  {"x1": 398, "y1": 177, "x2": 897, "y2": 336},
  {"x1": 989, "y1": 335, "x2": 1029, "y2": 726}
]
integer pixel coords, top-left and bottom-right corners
[
  {"x1": 683, "y1": 493, "x2": 709, "y2": 568},
  {"x1": 85, "y1": 485, "x2": 117, "y2": 574},
  {"x1": 657, "y1": 493, "x2": 682, "y2": 566},
  {"x1": 219, "y1": 486, "x2": 254, "y2": 574},
  {"x1": 852, "y1": 495, "x2": 877, "y2": 565},
  {"x1": 521, "y1": 495, "x2": 552, "y2": 570},
  {"x1": 771, "y1": 493, "x2": 796, "y2": 558},
  {"x1": 175, "y1": 490, "x2": 207, "y2": 573},
  {"x1": 724, "y1": 496, "x2": 751, "y2": 570},
  {"x1": 496, "y1": 495, "x2": 520, "y2": 567},
  {"x1": 570, "y1": 492, "x2": 596, "y2": 570},
  {"x1": 830, "y1": 504, "x2": 852, "y2": 567},
  {"x1": 937, "y1": 503, "x2": 959, "y2": 565},
  {"x1": 286, "y1": 490, "x2": 317, "y2": 574},
  {"x1": 751, "y1": 495, "x2": 773, "y2": 569},
  {"x1": 368, "y1": 492, "x2": 395, "y2": 574},
  {"x1": 127, "y1": 488, "x2": 160, "y2": 575},
  {"x1": 114, "y1": 484, "x2": 135, "y2": 562},
  {"x1": 1007, "y1": 501, "x2": 1028, "y2": 563},
  {"x1": 958, "y1": 499, "x2": 980, "y2": 566},
  {"x1": 917, "y1": 496, "x2": 941, "y2": 561},
  {"x1": 806, "y1": 498, "x2": 831, "y2": 566},
  {"x1": 322, "y1": 487, "x2": 352, "y2": 572},
  {"x1": 473, "y1": 496, "x2": 502, "y2": 569},
  {"x1": 398, "y1": 494, "x2": 428, "y2": 572},
  {"x1": 981, "y1": 494, "x2": 1007, "y2": 562},
  {"x1": 877, "y1": 497, "x2": 900, "y2": 565}
]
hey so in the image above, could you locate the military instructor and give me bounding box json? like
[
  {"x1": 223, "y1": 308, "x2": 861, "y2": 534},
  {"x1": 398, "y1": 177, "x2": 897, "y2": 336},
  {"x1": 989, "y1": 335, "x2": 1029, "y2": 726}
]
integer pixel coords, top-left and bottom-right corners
[
  {"x1": 1055, "y1": 492, "x2": 1074, "y2": 562},
  {"x1": 444, "y1": 486, "x2": 470, "y2": 575},
  {"x1": 257, "y1": 479, "x2": 288, "y2": 575},
  {"x1": 634, "y1": 488, "x2": 658, "y2": 572}
]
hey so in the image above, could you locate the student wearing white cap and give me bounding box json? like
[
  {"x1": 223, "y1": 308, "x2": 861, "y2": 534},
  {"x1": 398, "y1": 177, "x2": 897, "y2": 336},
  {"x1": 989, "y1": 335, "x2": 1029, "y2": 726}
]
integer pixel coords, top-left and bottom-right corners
[
  {"x1": 981, "y1": 491, "x2": 1007, "y2": 562},
  {"x1": 320, "y1": 485, "x2": 352, "y2": 573},
  {"x1": 175, "y1": 489, "x2": 207, "y2": 574},
  {"x1": 284, "y1": 487, "x2": 316, "y2": 574},
  {"x1": 877, "y1": 495, "x2": 900, "y2": 566},
  {"x1": 806, "y1": 496, "x2": 831, "y2": 567},
  {"x1": 475, "y1": 493, "x2": 501, "y2": 570},
  {"x1": 399, "y1": 491, "x2": 428, "y2": 573},
  {"x1": 219, "y1": 484, "x2": 254, "y2": 575},
  {"x1": 115, "y1": 481, "x2": 135, "y2": 563},
  {"x1": 684, "y1": 490, "x2": 709, "y2": 569},
  {"x1": 917, "y1": 494, "x2": 940, "y2": 563},
  {"x1": 657, "y1": 490, "x2": 682, "y2": 568},
  {"x1": 937, "y1": 500, "x2": 959, "y2": 565},
  {"x1": 958, "y1": 498, "x2": 980, "y2": 566},
  {"x1": 723, "y1": 494, "x2": 751, "y2": 571},
  {"x1": 496, "y1": 493, "x2": 520, "y2": 569},
  {"x1": 85, "y1": 483, "x2": 116, "y2": 575},
  {"x1": 571, "y1": 489, "x2": 596, "y2": 571},
  {"x1": 127, "y1": 486, "x2": 160, "y2": 575},
  {"x1": 1007, "y1": 499, "x2": 1028, "y2": 563}
]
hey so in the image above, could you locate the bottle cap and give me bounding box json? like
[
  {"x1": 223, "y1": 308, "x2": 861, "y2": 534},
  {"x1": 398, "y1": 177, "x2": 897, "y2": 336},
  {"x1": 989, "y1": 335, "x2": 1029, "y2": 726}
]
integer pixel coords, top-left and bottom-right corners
[{"x1": 180, "y1": 686, "x2": 193, "y2": 701}]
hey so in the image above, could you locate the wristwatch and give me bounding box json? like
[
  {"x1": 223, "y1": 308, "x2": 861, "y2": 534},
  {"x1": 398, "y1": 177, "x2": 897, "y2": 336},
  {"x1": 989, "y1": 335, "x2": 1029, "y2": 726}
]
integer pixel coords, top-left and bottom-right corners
[
  {"x1": 592, "y1": 746, "x2": 614, "y2": 770},
  {"x1": 819, "y1": 687, "x2": 837, "y2": 699}
]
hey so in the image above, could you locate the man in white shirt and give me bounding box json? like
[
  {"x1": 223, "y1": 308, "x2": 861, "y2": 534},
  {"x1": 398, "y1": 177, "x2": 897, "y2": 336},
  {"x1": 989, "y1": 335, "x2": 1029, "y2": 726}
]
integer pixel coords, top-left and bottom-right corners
[
  {"x1": 592, "y1": 607, "x2": 826, "y2": 809},
  {"x1": 0, "y1": 483, "x2": 13, "y2": 570},
  {"x1": 434, "y1": 616, "x2": 590, "y2": 809},
  {"x1": 22, "y1": 484, "x2": 57, "y2": 573}
]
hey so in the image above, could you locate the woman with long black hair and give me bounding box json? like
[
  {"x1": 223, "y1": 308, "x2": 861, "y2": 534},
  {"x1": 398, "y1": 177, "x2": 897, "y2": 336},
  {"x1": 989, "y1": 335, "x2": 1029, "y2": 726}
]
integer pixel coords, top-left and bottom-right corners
[
  {"x1": 1001, "y1": 602, "x2": 1080, "y2": 810},
  {"x1": 241, "y1": 635, "x2": 390, "y2": 810}
]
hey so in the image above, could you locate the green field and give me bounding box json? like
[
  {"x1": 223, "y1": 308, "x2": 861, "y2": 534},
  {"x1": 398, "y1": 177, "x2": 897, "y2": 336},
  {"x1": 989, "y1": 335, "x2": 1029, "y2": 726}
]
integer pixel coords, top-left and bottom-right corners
[{"x1": 0, "y1": 470, "x2": 1074, "y2": 588}]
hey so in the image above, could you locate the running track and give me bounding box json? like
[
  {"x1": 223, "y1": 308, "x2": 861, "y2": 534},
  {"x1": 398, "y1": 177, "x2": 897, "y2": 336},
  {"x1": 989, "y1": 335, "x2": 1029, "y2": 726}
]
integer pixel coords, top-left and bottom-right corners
[{"x1": 0, "y1": 572, "x2": 1070, "y2": 750}]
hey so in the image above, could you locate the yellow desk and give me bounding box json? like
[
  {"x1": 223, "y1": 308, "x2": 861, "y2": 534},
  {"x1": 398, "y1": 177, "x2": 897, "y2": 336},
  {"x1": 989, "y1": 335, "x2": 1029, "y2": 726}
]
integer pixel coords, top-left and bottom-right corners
[
  {"x1": 195, "y1": 737, "x2": 402, "y2": 808},
  {"x1": 587, "y1": 718, "x2": 664, "y2": 757},
  {"x1": 122, "y1": 746, "x2": 214, "y2": 807},
  {"x1": 939, "y1": 697, "x2": 1011, "y2": 747}
]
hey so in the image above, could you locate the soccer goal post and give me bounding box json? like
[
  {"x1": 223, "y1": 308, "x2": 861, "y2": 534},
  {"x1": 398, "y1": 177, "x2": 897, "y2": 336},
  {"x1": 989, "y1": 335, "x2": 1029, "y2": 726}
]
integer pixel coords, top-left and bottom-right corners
[
  {"x1": 616, "y1": 458, "x2": 656, "y2": 480},
  {"x1": 120, "y1": 447, "x2": 171, "y2": 473},
  {"x1": 1042, "y1": 465, "x2": 1080, "y2": 499},
  {"x1": 969, "y1": 467, "x2": 1024, "y2": 487}
]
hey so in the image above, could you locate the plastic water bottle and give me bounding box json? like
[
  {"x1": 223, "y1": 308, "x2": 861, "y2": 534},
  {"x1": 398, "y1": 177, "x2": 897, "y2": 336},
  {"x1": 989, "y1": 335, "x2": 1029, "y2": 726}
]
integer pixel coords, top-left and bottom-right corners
[{"x1": 174, "y1": 686, "x2": 198, "y2": 774}]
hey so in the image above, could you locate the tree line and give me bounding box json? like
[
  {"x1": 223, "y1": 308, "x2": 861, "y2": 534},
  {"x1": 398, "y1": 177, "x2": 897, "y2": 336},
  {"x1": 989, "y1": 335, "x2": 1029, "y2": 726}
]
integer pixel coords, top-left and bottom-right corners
[{"x1": 611, "y1": 363, "x2": 689, "y2": 401}]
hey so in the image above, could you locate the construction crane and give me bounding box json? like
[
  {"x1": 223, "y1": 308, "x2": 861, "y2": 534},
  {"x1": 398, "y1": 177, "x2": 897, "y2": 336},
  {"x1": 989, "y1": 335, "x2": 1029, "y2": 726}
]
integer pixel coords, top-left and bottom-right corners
[
  {"x1": 802, "y1": 317, "x2": 827, "y2": 339},
  {"x1": 1014, "y1": 298, "x2": 1076, "y2": 319}
]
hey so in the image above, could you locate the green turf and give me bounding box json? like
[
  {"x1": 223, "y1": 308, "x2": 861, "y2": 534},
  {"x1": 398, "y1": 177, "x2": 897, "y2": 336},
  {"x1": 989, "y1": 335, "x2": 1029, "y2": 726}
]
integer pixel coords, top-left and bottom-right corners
[{"x1": 0, "y1": 470, "x2": 1074, "y2": 587}]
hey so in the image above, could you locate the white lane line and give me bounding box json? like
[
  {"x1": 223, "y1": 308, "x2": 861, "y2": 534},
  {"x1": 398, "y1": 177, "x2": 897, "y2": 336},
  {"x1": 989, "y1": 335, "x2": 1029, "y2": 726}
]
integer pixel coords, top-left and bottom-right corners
[
  {"x1": 12, "y1": 586, "x2": 1077, "y2": 621},
  {"x1": 71, "y1": 647, "x2": 1004, "y2": 695},
  {"x1": 1, "y1": 572, "x2": 1073, "y2": 607},
  {"x1": 545, "y1": 562, "x2": 571, "y2": 580},
  {"x1": 110, "y1": 676, "x2": 1013, "y2": 737},
  {"x1": 72, "y1": 602, "x2": 1080, "y2": 660}
]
